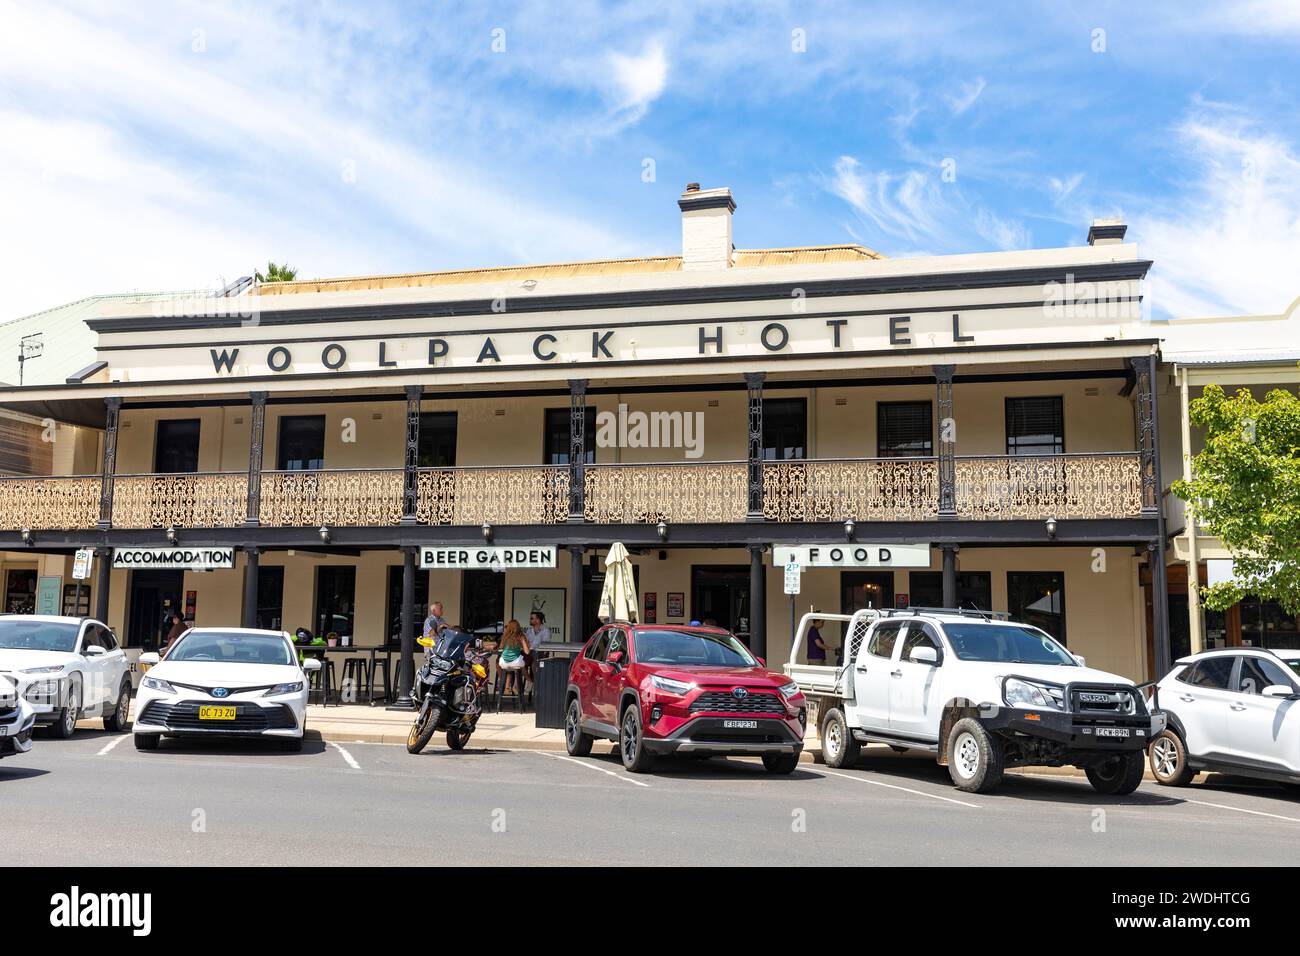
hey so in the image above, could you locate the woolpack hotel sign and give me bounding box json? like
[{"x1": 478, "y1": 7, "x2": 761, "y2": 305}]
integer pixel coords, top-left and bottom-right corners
[{"x1": 201, "y1": 311, "x2": 994, "y2": 377}]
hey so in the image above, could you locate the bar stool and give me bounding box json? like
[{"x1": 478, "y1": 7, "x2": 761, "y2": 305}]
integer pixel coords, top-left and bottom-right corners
[
  {"x1": 494, "y1": 662, "x2": 525, "y2": 713},
  {"x1": 340, "y1": 656, "x2": 370, "y2": 704},
  {"x1": 368, "y1": 654, "x2": 392, "y2": 706},
  {"x1": 309, "y1": 657, "x2": 336, "y2": 706}
]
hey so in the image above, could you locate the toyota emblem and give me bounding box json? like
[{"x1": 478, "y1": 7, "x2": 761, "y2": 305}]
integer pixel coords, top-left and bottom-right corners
[
  {"x1": 212, "y1": 687, "x2": 229, "y2": 698},
  {"x1": 732, "y1": 686, "x2": 749, "y2": 700}
]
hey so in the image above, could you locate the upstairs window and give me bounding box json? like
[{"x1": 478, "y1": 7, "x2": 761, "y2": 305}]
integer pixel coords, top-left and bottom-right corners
[
  {"x1": 277, "y1": 415, "x2": 325, "y2": 471},
  {"x1": 1006, "y1": 397, "x2": 1064, "y2": 455},
  {"x1": 878, "y1": 401, "x2": 933, "y2": 458}
]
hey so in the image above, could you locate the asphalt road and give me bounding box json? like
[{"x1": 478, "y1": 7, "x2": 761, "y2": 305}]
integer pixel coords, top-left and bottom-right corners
[{"x1": 4, "y1": 725, "x2": 1300, "y2": 866}]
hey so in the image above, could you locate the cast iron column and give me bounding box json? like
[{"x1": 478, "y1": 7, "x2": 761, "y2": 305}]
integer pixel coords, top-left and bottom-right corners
[
  {"x1": 934, "y1": 365, "x2": 956, "y2": 520},
  {"x1": 94, "y1": 546, "x2": 111, "y2": 624},
  {"x1": 1133, "y1": 355, "x2": 1171, "y2": 677},
  {"x1": 394, "y1": 545, "x2": 417, "y2": 707},
  {"x1": 941, "y1": 545, "x2": 959, "y2": 608},
  {"x1": 241, "y1": 547, "x2": 260, "y2": 629},
  {"x1": 745, "y1": 372, "x2": 765, "y2": 521},
  {"x1": 567, "y1": 379, "x2": 588, "y2": 522},
  {"x1": 400, "y1": 385, "x2": 422, "y2": 524},
  {"x1": 244, "y1": 391, "x2": 268, "y2": 526},
  {"x1": 748, "y1": 545, "x2": 766, "y2": 661},
  {"x1": 96, "y1": 397, "x2": 122, "y2": 530},
  {"x1": 568, "y1": 545, "x2": 585, "y2": 643}
]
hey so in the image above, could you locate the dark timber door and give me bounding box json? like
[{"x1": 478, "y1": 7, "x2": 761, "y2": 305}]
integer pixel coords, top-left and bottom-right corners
[
  {"x1": 690, "y1": 565, "x2": 752, "y2": 644},
  {"x1": 127, "y1": 570, "x2": 185, "y2": 649}
]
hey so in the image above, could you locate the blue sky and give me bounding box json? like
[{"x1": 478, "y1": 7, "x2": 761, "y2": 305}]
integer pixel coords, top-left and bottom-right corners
[{"x1": 1, "y1": 0, "x2": 1298, "y2": 322}]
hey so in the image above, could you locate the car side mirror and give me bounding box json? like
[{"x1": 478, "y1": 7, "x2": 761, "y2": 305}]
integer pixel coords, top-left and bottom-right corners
[
  {"x1": 302, "y1": 658, "x2": 322, "y2": 673},
  {"x1": 1072, "y1": 654, "x2": 1087, "y2": 667},
  {"x1": 83, "y1": 645, "x2": 106, "y2": 657},
  {"x1": 756, "y1": 657, "x2": 766, "y2": 667},
  {"x1": 1262, "y1": 684, "x2": 1298, "y2": 699},
  {"x1": 909, "y1": 645, "x2": 939, "y2": 666},
  {"x1": 607, "y1": 651, "x2": 624, "y2": 667},
  {"x1": 137, "y1": 652, "x2": 160, "y2": 666}
]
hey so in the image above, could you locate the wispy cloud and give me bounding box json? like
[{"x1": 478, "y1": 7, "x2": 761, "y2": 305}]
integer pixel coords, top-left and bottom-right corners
[{"x1": 946, "y1": 77, "x2": 986, "y2": 116}]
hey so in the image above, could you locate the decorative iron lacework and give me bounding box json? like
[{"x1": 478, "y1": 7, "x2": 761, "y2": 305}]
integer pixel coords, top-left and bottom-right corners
[
  {"x1": 953, "y1": 454, "x2": 1142, "y2": 520},
  {"x1": 260, "y1": 469, "x2": 403, "y2": 526},
  {"x1": 762, "y1": 459, "x2": 940, "y2": 521},
  {"x1": 583, "y1": 463, "x2": 747, "y2": 523},
  {"x1": 111, "y1": 473, "x2": 249, "y2": 529},
  {"x1": 0, "y1": 476, "x2": 100, "y2": 530},
  {"x1": 415, "y1": 467, "x2": 569, "y2": 525}
]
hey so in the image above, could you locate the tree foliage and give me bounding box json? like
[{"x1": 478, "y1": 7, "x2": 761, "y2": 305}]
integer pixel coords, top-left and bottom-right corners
[
  {"x1": 1173, "y1": 382, "x2": 1300, "y2": 614},
  {"x1": 254, "y1": 261, "x2": 298, "y2": 283}
]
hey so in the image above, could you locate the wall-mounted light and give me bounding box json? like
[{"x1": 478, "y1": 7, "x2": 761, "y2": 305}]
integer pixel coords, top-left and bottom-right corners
[
  {"x1": 19, "y1": 527, "x2": 32, "y2": 545},
  {"x1": 481, "y1": 521, "x2": 492, "y2": 543},
  {"x1": 656, "y1": 520, "x2": 668, "y2": 542},
  {"x1": 844, "y1": 518, "x2": 855, "y2": 541},
  {"x1": 318, "y1": 525, "x2": 331, "y2": 544},
  {"x1": 166, "y1": 525, "x2": 178, "y2": 545},
  {"x1": 1045, "y1": 516, "x2": 1058, "y2": 539}
]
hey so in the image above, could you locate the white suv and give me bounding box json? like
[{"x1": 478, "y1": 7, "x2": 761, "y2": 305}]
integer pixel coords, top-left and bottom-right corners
[
  {"x1": 0, "y1": 615, "x2": 132, "y2": 738},
  {"x1": 1148, "y1": 648, "x2": 1300, "y2": 787}
]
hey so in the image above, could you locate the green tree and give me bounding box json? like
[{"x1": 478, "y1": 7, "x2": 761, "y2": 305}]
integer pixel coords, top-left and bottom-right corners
[
  {"x1": 1174, "y1": 382, "x2": 1300, "y2": 614},
  {"x1": 254, "y1": 261, "x2": 298, "y2": 283}
]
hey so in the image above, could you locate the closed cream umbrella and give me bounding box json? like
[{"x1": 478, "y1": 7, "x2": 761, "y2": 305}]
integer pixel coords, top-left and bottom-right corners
[{"x1": 597, "y1": 542, "x2": 639, "y2": 624}]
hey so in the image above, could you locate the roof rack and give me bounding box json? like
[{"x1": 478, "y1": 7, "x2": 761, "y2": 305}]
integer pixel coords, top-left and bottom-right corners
[{"x1": 879, "y1": 606, "x2": 1011, "y2": 621}]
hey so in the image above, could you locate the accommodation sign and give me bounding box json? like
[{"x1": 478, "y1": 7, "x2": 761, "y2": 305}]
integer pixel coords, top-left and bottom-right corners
[
  {"x1": 419, "y1": 546, "x2": 557, "y2": 570},
  {"x1": 771, "y1": 544, "x2": 931, "y2": 569},
  {"x1": 112, "y1": 547, "x2": 236, "y2": 570}
]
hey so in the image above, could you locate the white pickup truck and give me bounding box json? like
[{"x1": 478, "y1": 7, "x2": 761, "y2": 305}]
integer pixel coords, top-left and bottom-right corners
[{"x1": 786, "y1": 607, "x2": 1165, "y2": 794}]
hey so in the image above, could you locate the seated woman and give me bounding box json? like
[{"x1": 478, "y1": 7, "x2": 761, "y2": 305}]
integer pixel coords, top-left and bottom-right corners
[{"x1": 497, "y1": 619, "x2": 530, "y2": 697}]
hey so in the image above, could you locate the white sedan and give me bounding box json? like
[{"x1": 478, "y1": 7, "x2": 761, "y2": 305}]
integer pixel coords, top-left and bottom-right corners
[
  {"x1": 133, "y1": 628, "x2": 320, "y2": 752},
  {"x1": 0, "y1": 675, "x2": 36, "y2": 759}
]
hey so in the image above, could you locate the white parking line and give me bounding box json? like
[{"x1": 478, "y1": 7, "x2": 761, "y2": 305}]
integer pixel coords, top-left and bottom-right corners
[
  {"x1": 536, "y1": 751, "x2": 651, "y2": 788},
  {"x1": 328, "y1": 741, "x2": 362, "y2": 771},
  {"x1": 1181, "y1": 796, "x2": 1300, "y2": 824},
  {"x1": 813, "y1": 768, "x2": 981, "y2": 808},
  {"x1": 96, "y1": 735, "x2": 128, "y2": 756}
]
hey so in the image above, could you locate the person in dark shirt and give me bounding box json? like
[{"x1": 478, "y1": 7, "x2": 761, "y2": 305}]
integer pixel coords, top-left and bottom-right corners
[{"x1": 807, "y1": 618, "x2": 828, "y2": 662}]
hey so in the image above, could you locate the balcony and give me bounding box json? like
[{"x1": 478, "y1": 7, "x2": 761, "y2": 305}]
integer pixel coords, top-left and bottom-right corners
[{"x1": 0, "y1": 452, "x2": 1144, "y2": 532}]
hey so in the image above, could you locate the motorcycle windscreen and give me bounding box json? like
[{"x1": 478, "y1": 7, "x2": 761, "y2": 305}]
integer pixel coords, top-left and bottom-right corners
[{"x1": 433, "y1": 628, "x2": 474, "y2": 661}]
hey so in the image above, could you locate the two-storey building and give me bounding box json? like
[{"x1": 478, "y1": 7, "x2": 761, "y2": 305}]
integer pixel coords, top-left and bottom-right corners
[{"x1": 0, "y1": 186, "x2": 1171, "y2": 695}]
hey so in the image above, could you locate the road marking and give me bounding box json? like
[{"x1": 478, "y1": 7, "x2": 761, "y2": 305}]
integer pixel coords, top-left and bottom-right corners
[
  {"x1": 96, "y1": 735, "x2": 128, "y2": 756},
  {"x1": 536, "y1": 751, "x2": 651, "y2": 788},
  {"x1": 1181, "y1": 796, "x2": 1300, "y2": 824},
  {"x1": 814, "y1": 768, "x2": 981, "y2": 808},
  {"x1": 329, "y1": 741, "x2": 362, "y2": 771}
]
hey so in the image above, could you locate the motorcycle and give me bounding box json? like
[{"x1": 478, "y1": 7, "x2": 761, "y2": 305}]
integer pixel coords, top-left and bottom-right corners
[{"x1": 406, "y1": 627, "x2": 491, "y2": 754}]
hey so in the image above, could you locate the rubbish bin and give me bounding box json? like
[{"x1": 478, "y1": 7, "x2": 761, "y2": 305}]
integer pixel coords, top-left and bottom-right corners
[{"x1": 534, "y1": 656, "x2": 571, "y2": 729}]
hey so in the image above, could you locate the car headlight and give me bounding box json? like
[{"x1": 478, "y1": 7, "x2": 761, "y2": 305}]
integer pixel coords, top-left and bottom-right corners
[
  {"x1": 20, "y1": 664, "x2": 65, "y2": 674},
  {"x1": 776, "y1": 680, "x2": 801, "y2": 700},
  {"x1": 24, "y1": 680, "x2": 60, "y2": 701},
  {"x1": 264, "y1": 681, "x2": 304, "y2": 697},
  {"x1": 650, "y1": 675, "x2": 695, "y2": 696},
  {"x1": 141, "y1": 675, "x2": 177, "y2": 694},
  {"x1": 1004, "y1": 678, "x2": 1063, "y2": 710}
]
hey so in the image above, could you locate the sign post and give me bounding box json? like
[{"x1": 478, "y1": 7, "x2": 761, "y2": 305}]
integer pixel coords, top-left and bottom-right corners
[
  {"x1": 784, "y1": 561, "x2": 801, "y2": 654},
  {"x1": 72, "y1": 548, "x2": 94, "y2": 619}
]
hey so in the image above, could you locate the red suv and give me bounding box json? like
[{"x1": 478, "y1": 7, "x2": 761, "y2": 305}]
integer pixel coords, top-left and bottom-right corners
[{"x1": 565, "y1": 623, "x2": 807, "y2": 774}]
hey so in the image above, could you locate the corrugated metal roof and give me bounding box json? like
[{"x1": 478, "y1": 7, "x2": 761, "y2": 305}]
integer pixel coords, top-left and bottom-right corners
[{"x1": 257, "y1": 244, "x2": 884, "y2": 296}]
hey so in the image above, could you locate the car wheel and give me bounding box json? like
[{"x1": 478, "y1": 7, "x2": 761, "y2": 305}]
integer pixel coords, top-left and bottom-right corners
[
  {"x1": 618, "y1": 704, "x2": 656, "y2": 773},
  {"x1": 134, "y1": 733, "x2": 160, "y2": 750},
  {"x1": 820, "y1": 707, "x2": 860, "y2": 769},
  {"x1": 762, "y1": 752, "x2": 800, "y2": 775},
  {"x1": 50, "y1": 679, "x2": 80, "y2": 739},
  {"x1": 565, "y1": 699, "x2": 594, "y2": 757},
  {"x1": 1148, "y1": 730, "x2": 1196, "y2": 787},
  {"x1": 1086, "y1": 751, "x2": 1146, "y2": 796},
  {"x1": 103, "y1": 679, "x2": 131, "y2": 733},
  {"x1": 446, "y1": 726, "x2": 472, "y2": 751},
  {"x1": 946, "y1": 717, "x2": 1005, "y2": 793}
]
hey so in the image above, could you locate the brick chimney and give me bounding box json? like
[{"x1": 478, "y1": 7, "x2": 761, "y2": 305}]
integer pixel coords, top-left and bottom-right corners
[{"x1": 679, "y1": 183, "x2": 735, "y2": 270}]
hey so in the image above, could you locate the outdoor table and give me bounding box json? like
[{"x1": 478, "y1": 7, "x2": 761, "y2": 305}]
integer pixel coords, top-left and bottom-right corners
[{"x1": 294, "y1": 644, "x2": 390, "y2": 705}]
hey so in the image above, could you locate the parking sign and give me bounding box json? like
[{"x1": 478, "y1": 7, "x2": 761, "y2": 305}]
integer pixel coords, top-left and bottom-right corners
[{"x1": 783, "y1": 561, "x2": 801, "y2": 595}]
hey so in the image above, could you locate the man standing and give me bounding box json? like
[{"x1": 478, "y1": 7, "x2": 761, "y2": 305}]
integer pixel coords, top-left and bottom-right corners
[
  {"x1": 423, "y1": 601, "x2": 447, "y2": 642},
  {"x1": 525, "y1": 611, "x2": 551, "y2": 689}
]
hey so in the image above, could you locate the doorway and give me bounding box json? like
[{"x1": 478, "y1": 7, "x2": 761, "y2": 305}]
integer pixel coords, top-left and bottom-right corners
[
  {"x1": 461, "y1": 569, "x2": 505, "y2": 636},
  {"x1": 127, "y1": 570, "x2": 185, "y2": 649},
  {"x1": 690, "y1": 565, "x2": 752, "y2": 644},
  {"x1": 154, "y1": 419, "x2": 201, "y2": 473},
  {"x1": 841, "y1": 571, "x2": 895, "y2": 614}
]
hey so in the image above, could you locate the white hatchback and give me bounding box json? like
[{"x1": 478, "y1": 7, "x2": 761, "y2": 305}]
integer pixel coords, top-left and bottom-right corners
[
  {"x1": 133, "y1": 627, "x2": 320, "y2": 752},
  {"x1": 0, "y1": 615, "x2": 132, "y2": 738},
  {"x1": 1149, "y1": 647, "x2": 1300, "y2": 787}
]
